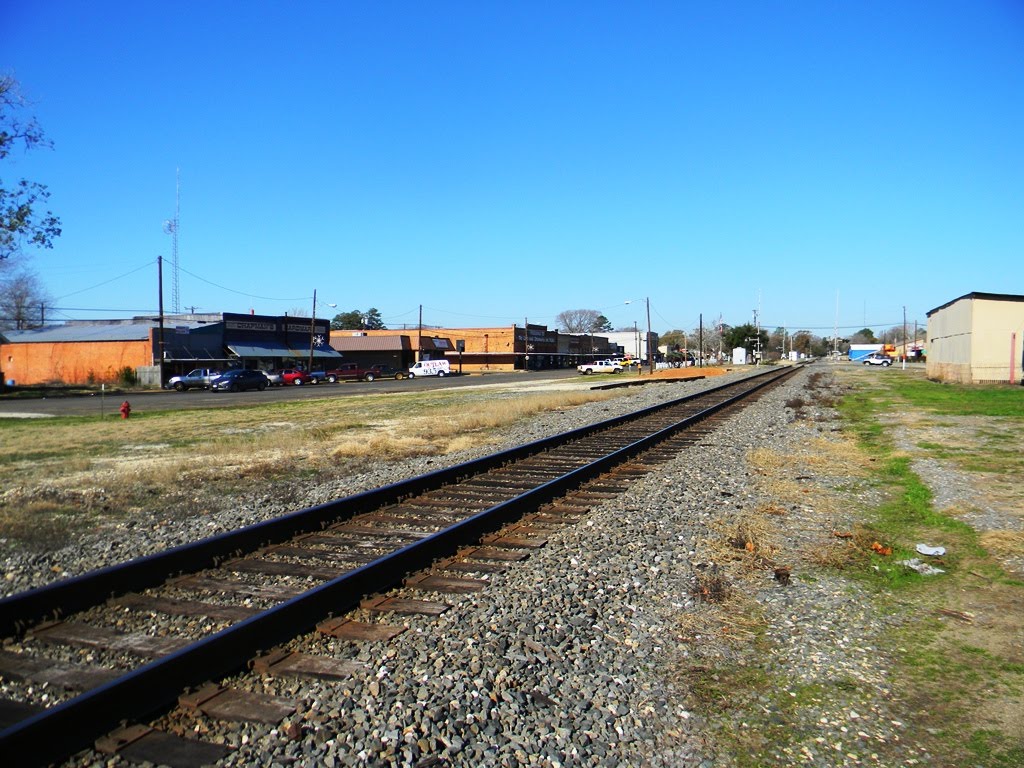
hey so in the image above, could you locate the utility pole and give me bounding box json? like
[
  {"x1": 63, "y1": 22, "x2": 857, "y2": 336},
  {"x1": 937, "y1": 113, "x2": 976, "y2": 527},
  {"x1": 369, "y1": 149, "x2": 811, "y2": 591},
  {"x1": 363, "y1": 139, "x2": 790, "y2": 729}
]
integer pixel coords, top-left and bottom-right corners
[
  {"x1": 902, "y1": 305, "x2": 907, "y2": 370},
  {"x1": 717, "y1": 314, "x2": 723, "y2": 361},
  {"x1": 417, "y1": 305, "x2": 423, "y2": 363},
  {"x1": 646, "y1": 297, "x2": 654, "y2": 375},
  {"x1": 157, "y1": 255, "x2": 165, "y2": 386},
  {"x1": 699, "y1": 313, "x2": 703, "y2": 368},
  {"x1": 523, "y1": 317, "x2": 528, "y2": 370},
  {"x1": 833, "y1": 291, "x2": 840, "y2": 358},
  {"x1": 753, "y1": 308, "x2": 762, "y2": 366},
  {"x1": 308, "y1": 289, "x2": 316, "y2": 373}
]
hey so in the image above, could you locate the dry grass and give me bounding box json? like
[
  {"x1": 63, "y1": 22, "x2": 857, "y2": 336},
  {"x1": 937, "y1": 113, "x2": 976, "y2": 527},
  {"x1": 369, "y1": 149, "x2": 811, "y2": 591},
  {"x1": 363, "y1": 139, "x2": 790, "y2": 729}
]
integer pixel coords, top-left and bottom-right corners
[
  {"x1": 331, "y1": 433, "x2": 439, "y2": 459},
  {"x1": 327, "y1": 391, "x2": 620, "y2": 460},
  {"x1": 677, "y1": 588, "x2": 766, "y2": 653},
  {"x1": 0, "y1": 387, "x2": 625, "y2": 547},
  {"x1": 749, "y1": 432, "x2": 870, "y2": 477},
  {"x1": 805, "y1": 524, "x2": 878, "y2": 570},
  {"x1": 703, "y1": 509, "x2": 783, "y2": 576},
  {"x1": 0, "y1": 499, "x2": 81, "y2": 550},
  {"x1": 979, "y1": 529, "x2": 1024, "y2": 560}
]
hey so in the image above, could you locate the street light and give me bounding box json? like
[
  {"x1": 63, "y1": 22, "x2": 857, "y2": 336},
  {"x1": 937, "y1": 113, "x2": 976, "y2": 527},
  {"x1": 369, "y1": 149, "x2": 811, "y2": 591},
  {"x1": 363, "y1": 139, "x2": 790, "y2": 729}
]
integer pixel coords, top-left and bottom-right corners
[
  {"x1": 625, "y1": 298, "x2": 654, "y2": 374},
  {"x1": 618, "y1": 299, "x2": 651, "y2": 374}
]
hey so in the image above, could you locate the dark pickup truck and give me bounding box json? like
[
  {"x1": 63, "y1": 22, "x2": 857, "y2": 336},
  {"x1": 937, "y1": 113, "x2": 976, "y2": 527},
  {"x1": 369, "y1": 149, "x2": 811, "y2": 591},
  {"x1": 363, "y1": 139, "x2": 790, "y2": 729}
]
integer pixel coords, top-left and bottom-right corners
[{"x1": 317, "y1": 363, "x2": 407, "y2": 383}]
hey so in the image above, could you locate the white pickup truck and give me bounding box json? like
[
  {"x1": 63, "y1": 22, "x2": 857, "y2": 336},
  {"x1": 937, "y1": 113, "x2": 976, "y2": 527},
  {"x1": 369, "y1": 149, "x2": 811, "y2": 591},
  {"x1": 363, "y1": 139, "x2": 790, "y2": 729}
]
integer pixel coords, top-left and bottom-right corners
[{"x1": 576, "y1": 360, "x2": 624, "y2": 375}]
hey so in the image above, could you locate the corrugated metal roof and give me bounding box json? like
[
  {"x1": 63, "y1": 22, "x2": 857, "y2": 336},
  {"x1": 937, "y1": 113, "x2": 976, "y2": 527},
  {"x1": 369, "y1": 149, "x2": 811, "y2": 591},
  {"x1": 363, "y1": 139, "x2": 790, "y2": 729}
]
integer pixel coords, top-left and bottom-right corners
[
  {"x1": 1, "y1": 323, "x2": 159, "y2": 343},
  {"x1": 926, "y1": 292, "x2": 1024, "y2": 317},
  {"x1": 331, "y1": 335, "x2": 411, "y2": 352}
]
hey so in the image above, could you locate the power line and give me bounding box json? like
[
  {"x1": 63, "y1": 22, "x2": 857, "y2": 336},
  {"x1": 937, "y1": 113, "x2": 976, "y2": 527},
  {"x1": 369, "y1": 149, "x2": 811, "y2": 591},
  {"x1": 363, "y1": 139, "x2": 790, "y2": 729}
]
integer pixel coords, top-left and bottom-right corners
[
  {"x1": 421, "y1": 305, "x2": 560, "y2": 323},
  {"x1": 177, "y1": 265, "x2": 310, "y2": 302},
  {"x1": 54, "y1": 260, "x2": 156, "y2": 301}
]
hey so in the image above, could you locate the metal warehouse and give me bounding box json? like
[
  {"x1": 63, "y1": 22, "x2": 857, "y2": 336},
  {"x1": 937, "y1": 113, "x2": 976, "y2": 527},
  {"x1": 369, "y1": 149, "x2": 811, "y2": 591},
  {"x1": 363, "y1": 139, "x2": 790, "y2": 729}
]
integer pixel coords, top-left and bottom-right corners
[{"x1": 926, "y1": 292, "x2": 1024, "y2": 384}]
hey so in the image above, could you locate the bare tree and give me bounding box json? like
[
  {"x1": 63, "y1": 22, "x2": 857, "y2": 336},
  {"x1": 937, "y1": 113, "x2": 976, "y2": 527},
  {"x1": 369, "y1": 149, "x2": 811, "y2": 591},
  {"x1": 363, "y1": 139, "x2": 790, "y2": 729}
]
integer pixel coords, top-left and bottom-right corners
[
  {"x1": 0, "y1": 267, "x2": 50, "y2": 329},
  {"x1": 1, "y1": 75, "x2": 61, "y2": 261},
  {"x1": 555, "y1": 309, "x2": 611, "y2": 333}
]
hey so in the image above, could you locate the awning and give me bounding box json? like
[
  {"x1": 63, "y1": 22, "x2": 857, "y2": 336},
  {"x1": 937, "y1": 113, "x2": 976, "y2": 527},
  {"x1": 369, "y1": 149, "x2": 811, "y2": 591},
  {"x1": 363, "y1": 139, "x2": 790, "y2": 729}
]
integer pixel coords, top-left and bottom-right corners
[
  {"x1": 308, "y1": 346, "x2": 343, "y2": 358},
  {"x1": 228, "y1": 341, "x2": 343, "y2": 359},
  {"x1": 228, "y1": 341, "x2": 296, "y2": 358},
  {"x1": 165, "y1": 347, "x2": 232, "y2": 361}
]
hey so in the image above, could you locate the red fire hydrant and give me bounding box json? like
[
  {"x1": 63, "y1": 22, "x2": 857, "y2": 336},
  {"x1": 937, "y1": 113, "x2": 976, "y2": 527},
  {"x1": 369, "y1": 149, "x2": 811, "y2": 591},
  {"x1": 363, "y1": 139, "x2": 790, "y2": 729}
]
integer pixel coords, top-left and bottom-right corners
[{"x1": 120, "y1": 400, "x2": 132, "y2": 419}]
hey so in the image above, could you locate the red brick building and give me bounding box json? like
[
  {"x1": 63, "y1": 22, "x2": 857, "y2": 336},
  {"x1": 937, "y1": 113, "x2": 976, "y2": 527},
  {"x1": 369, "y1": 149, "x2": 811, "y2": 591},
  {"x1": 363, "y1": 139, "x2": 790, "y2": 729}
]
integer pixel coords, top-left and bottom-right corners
[{"x1": 351, "y1": 324, "x2": 618, "y2": 373}]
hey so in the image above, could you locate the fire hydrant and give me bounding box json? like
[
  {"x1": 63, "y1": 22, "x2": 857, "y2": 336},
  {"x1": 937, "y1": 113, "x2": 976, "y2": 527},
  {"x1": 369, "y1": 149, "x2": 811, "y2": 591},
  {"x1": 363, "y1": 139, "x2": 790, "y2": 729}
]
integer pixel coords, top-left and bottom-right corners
[{"x1": 120, "y1": 400, "x2": 131, "y2": 419}]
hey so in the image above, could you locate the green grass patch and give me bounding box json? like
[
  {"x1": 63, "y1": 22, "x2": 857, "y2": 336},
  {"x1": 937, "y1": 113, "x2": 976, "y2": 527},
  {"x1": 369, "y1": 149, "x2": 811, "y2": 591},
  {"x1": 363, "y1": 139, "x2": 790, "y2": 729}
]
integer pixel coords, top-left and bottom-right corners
[
  {"x1": 965, "y1": 730, "x2": 1024, "y2": 768},
  {"x1": 828, "y1": 368, "x2": 1024, "y2": 767},
  {"x1": 893, "y1": 378, "x2": 1024, "y2": 419}
]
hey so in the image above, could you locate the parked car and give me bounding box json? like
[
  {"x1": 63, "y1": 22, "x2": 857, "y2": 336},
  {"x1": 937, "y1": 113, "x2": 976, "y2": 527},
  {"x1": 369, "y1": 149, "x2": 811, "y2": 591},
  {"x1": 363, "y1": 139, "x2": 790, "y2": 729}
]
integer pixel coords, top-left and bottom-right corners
[
  {"x1": 408, "y1": 359, "x2": 451, "y2": 377},
  {"x1": 577, "y1": 360, "x2": 624, "y2": 375},
  {"x1": 320, "y1": 363, "x2": 408, "y2": 382},
  {"x1": 361, "y1": 364, "x2": 406, "y2": 382},
  {"x1": 272, "y1": 368, "x2": 312, "y2": 385},
  {"x1": 259, "y1": 370, "x2": 282, "y2": 386},
  {"x1": 863, "y1": 352, "x2": 893, "y2": 367},
  {"x1": 165, "y1": 368, "x2": 221, "y2": 391},
  {"x1": 210, "y1": 369, "x2": 269, "y2": 392}
]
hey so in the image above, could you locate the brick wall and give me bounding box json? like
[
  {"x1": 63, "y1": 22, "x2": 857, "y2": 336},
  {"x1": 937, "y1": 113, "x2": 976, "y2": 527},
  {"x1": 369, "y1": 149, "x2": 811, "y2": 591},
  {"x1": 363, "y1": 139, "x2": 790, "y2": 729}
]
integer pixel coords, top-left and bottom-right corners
[{"x1": 1, "y1": 340, "x2": 152, "y2": 385}]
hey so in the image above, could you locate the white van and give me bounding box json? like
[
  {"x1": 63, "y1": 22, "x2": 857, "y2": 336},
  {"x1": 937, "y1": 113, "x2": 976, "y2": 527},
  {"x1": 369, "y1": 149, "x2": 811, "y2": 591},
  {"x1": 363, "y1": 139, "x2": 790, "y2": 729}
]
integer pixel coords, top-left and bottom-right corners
[{"x1": 408, "y1": 359, "x2": 450, "y2": 378}]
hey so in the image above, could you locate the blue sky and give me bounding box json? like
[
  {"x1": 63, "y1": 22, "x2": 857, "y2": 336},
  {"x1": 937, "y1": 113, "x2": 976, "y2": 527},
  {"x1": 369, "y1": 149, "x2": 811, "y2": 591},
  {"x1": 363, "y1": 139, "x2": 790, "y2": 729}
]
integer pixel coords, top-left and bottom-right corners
[{"x1": 3, "y1": 1, "x2": 1022, "y2": 337}]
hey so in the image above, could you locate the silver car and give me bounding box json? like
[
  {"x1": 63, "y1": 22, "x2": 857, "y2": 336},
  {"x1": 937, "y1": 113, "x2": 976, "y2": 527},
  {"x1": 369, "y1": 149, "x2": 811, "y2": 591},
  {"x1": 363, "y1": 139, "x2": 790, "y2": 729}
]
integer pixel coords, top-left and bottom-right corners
[{"x1": 258, "y1": 370, "x2": 283, "y2": 386}]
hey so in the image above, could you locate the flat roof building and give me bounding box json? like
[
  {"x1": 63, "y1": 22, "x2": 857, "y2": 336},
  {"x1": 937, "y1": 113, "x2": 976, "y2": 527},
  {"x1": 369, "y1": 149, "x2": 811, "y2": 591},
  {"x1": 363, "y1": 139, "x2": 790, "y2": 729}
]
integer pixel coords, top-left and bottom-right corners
[{"x1": 354, "y1": 325, "x2": 621, "y2": 372}]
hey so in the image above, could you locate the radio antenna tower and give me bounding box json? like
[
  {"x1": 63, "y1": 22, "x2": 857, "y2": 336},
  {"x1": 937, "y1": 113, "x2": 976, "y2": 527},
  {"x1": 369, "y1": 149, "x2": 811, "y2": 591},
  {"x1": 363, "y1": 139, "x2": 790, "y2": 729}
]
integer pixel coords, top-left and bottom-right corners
[{"x1": 163, "y1": 168, "x2": 181, "y2": 314}]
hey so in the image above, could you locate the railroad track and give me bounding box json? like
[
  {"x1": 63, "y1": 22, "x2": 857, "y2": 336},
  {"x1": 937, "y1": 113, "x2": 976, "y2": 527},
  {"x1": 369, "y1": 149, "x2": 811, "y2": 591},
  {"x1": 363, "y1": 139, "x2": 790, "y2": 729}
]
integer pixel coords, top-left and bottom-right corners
[{"x1": 0, "y1": 365, "x2": 801, "y2": 766}]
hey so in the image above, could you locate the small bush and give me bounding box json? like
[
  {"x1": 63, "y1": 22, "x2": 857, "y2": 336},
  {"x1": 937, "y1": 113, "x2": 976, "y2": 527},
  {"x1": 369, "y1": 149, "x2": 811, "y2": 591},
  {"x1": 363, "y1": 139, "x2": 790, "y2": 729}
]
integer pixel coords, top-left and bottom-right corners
[
  {"x1": 0, "y1": 500, "x2": 76, "y2": 551},
  {"x1": 691, "y1": 566, "x2": 731, "y2": 603}
]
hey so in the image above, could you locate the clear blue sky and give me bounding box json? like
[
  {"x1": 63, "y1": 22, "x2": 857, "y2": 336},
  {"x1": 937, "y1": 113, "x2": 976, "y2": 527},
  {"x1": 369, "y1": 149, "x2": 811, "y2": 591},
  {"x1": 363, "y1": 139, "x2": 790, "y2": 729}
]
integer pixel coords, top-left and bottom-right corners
[{"x1": 3, "y1": 1, "x2": 1022, "y2": 337}]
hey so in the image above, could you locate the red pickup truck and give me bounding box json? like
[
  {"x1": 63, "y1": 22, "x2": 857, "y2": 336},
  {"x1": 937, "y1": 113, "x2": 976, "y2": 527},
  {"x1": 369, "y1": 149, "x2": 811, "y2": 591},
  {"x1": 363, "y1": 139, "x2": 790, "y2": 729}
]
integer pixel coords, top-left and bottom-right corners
[{"x1": 319, "y1": 363, "x2": 407, "y2": 382}]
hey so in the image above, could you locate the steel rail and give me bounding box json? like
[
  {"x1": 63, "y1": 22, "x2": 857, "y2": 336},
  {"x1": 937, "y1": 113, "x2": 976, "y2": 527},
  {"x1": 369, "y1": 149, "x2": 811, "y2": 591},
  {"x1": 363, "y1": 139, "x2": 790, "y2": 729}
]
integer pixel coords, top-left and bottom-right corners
[{"x1": 1, "y1": 365, "x2": 800, "y2": 766}]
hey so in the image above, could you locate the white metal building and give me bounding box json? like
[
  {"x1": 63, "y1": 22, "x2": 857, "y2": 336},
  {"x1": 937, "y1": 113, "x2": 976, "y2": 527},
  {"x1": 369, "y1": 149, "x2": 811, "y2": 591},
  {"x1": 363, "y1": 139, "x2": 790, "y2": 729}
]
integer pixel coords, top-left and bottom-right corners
[
  {"x1": 604, "y1": 330, "x2": 657, "y2": 361},
  {"x1": 926, "y1": 292, "x2": 1024, "y2": 384}
]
